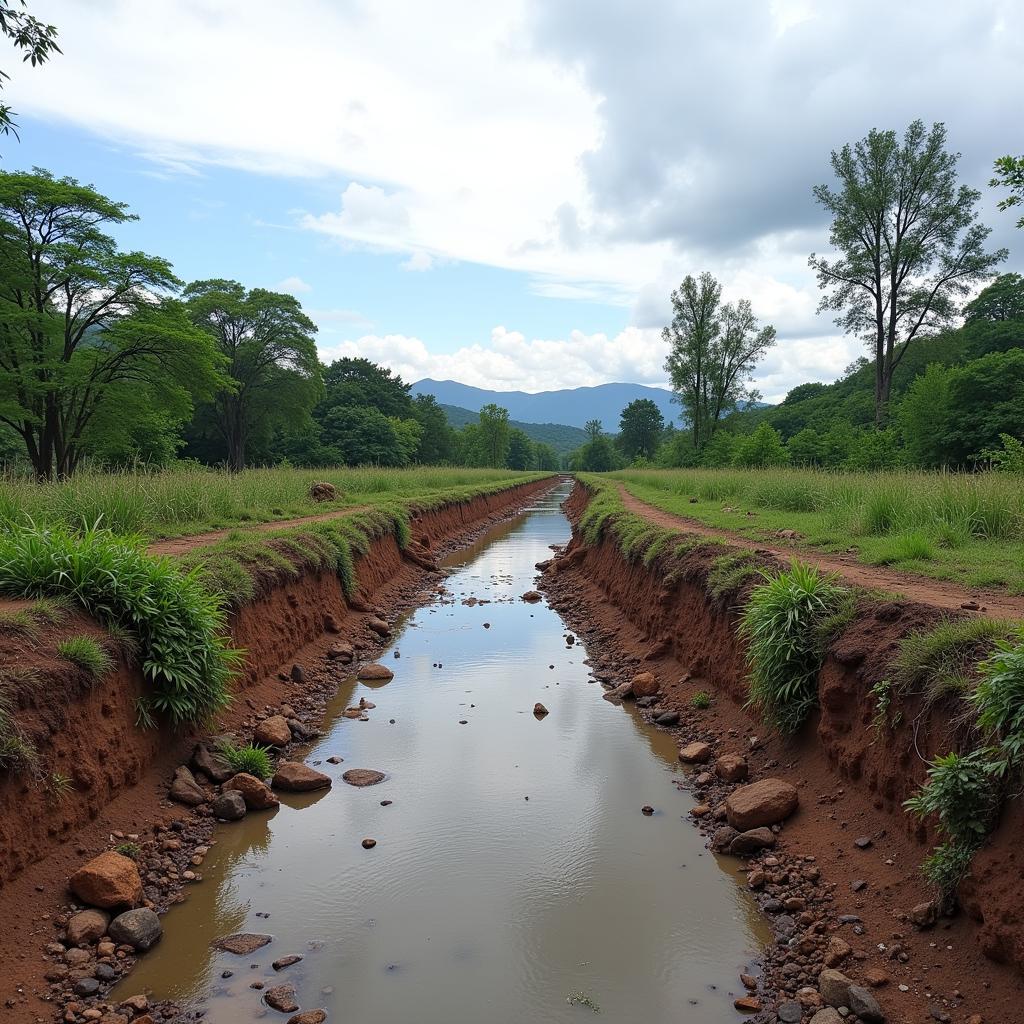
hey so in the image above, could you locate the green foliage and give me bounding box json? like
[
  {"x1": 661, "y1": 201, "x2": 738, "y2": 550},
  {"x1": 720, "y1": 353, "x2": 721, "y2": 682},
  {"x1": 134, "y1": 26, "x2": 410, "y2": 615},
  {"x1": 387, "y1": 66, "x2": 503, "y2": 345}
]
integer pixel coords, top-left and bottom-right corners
[
  {"x1": 905, "y1": 749, "x2": 999, "y2": 848},
  {"x1": 0, "y1": 672, "x2": 36, "y2": 772},
  {"x1": 690, "y1": 690, "x2": 711, "y2": 709},
  {"x1": 732, "y1": 423, "x2": 788, "y2": 468},
  {"x1": 46, "y1": 771, "x2": 73, "y2": 802},
  {"x1": 706, "y1": 550, "x2": 761, "y2": 602},
  {"x1": 56, "y1": 635, "x2": 114, "y2": 679},
  {"x1": 0, "y1": 523, "x2": 240, "y2": 724},
  {"x1": 0, "y1": 3, "x2": 61, "y2": 141},
  {"x1": 618, "y1": 399, "x2": 665, "y2": 461},
  {"x1": 990, "y1": 155, "x2": 1024, "y2": 229},
  {"x1": 217, "y1": 740, "x2": 273, "y2": 780},
  {"x1": 843, "y1": 429, "x2": 901, "y2": 470},
  {"x1": 980, "y1": 434, "x2": 1024, "y2": 474},
  {"x1": 115, "y1": 841, "x2": 141, "y2": 860},
  {"x1": 970, "y1": 629, "x2": 1024, "y2": 775},
  {"x1": 866, "y1": 531, "x2": 936, "y2": 566},
  {"x1": 740, "y1": 562, "x2": 850, "y2": 734},
  {"x1": 920, "y1": 840, "x2": 978, "y2": 900}
]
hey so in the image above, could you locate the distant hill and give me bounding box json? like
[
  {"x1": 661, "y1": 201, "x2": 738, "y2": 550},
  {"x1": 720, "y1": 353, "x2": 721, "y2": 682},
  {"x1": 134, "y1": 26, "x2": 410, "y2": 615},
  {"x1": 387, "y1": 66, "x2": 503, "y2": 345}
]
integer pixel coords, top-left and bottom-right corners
[
  {"x1": 439, "y1": 403, "x2": 588, "y2": 455},
  {"x1": 412, "y1": 379, "x2": 680, "y2": 432}
]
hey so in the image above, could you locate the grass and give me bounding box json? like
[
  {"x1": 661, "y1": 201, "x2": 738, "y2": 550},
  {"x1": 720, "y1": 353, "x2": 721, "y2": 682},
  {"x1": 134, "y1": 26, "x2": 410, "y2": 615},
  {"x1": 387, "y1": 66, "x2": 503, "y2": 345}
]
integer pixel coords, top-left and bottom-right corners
[
  {"x1": 57, "y1": 635, "x2": 115, "y2": 679},
  {"x1": 217, "y1": 740, "x2": 274, "y2": 779},
  {"x1": 0, "y1": 674, "x2": 38, "y2": 773},
  {"x1": 690, "y1": 690, "x2": 712, "y2": 709},
  {"x1": 610, "y1": 468, "x2": 1024, "y2": 594}
]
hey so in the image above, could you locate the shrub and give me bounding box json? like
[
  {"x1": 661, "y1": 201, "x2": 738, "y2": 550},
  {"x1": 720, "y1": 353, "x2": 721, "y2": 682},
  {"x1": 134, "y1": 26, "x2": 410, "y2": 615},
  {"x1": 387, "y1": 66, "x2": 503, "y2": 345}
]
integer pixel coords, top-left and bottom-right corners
[
  {"x1": 217, "y1": 740, "x2": 274, "y2": 780},
  {"x1": 0, "y1": 523, "x2": 241, "y2": 725},
  {"x1": 57, "y1": 635, "x2": 114, "y2": 679},
  {"x1": 115, "y1": 841, "x2": 141, "y2": 860},
  {"x1": 740, "y1": 561, "x2": 850, "y2": 734},
  {"x1": 905, "y1": 749, "x2": 1000, "y2": 846},
  {"x1": 690, "y1": 691, "x2": 711, "y2": 709},
  {"x1": 970, "y1": 629, "x2": 1024, "y2": 774},
  {"x1": 921, "y1": 840, "x2": 978, "y2": 899}
]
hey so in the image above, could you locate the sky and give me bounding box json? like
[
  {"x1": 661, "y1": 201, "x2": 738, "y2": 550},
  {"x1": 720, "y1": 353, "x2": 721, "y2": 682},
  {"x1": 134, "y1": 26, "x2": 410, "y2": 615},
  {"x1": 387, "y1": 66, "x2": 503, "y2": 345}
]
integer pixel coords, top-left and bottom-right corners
[{"x1": 3, "y1": 0, "x2": 1022, "y2": 401}]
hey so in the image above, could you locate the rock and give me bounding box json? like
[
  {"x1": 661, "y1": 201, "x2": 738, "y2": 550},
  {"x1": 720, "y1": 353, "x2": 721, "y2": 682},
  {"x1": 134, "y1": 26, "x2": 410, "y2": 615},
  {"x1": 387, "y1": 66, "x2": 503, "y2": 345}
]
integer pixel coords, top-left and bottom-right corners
[
  {"x1": 69, "y1": 852, "x2": 143, "y2": 910},
  {"x1": 223, "y1": 773, "x2": 279, "y2": 810},
  {"x1": 108, "y1": 909, "x2": 162, "y2": 952},
  {"x1": 272, "y1": 955, "x2": 303, "y2": 971},
  {"x1": 810, "y1": 1011, "x2": 843, "y2": 1024},
  {"x1": 655, "y1": 710, "x2": 679, "y2": 726},
  {"x1": 733, "y1": 996, "x2": 761, "y2": 1012},
  {"x1": 847, "y1": 984, "x2": 885, "y2": 1023},
  {"x1": 273, "y1": 762, "x2": 332, "y2": 792},
  {"x1": 362, "y1": 838, "x2": 377, "y2": 849},
  {"x1": 817, "y1": 968, "x2": 853, "y2": 1008},
  {"x1": 326, "y1": 643, "x2": 353, "y2": 663},
  {"x1": 323, "y1": 613, "x2": 341, "y2": 634},
  {"x1": 342, "y1": 768, "x2": 386, "y2": 787},
  {"x1": 254, "y1": 715, "x2": 292, "y2": 747},
  {"x1": 710, "y1": 825, "x2": 739, "y2": 852},
  {"x1": 119, "y1": 995, "x2": 149, "y2": 1014},
  {"x1": 288, "y1": 1012, "x2": 327, "y2": 1024},
  {"x1": 212, "y1": 790, "x2": 247, "y2": 821},
  {"x1": 715, "y1": 753, "x2": 748, "y2": 782},
  {"x1": 533, "y1": 703, "x2": 549, "y2": 716},
  {"x1": 367, "y1": 616, "x2": 390, "y2": 636},
  {"x1": 603, "y1": 681, "x2": 633, "y2": 702},
  {"x1": 910, "y1": 900, "x2": 938, "y2": 928},
  {"x1": 66, "y1": 909, "x2": 110, "y2": 945},
  {"x1": 641, "y1": 805, "x2": 654, "y2": 816},
  {"x1": 65, "y1": 946, "x2": 91, "y2": 966},
  {"x1": 74, "y1": 977, "x2": 101, "y2": 997},
  {"x1": 678, "y1": 741, "x2": 713, "y2": 764},
  {"x1": 729, "y1": 827, "x2": 776, "y2": 856},
  {"x1": 631, "y1": 671, "x2": 659, "y2": 698},
  {"x1": 862, "y1": 967, "x2": 889, "y2": 988},
  {"x1": 290, "y1": 664, "x2": 305, "y2": 684},
  {"x1": 169, "y1": 765, "x2": 206, "y2": 806},
  {"x1": 191, "y1": 742, "x2": 233, "y2": 784},
  {"x1": 725, "y1": 778, "x2": 798, "y2": 830},
  {"x1": 854, "y1": 835, "x2": 873, "y2": 849},
  {"x1": 288, "y1": 718, "x2": 318, "y2": 742},
  {"x1": 825, "y1": 936, "x2": 852, "y2": 966},
  {"x1": 265, "y1": 984, "x2": 299, "y2": 1013},
  {"x1": 851, "y1": 878, "x2": 868, "y2": 892},
  {"x1": 521, "y1": 591, "x2": 542, "y2": 602},
  {"x1": 357, "y1": 663, "x2": 394, "y2": 681},
  {"x1": 310, "y1": 481, "x2": 336, "y2": 502},
  {"x1": 211, "y1": 932, "x2": 273, "y2": 955},
  {"x1": 778, "y1": 1000, "x2": 802, "y2": 1023},
  {"x1": 740, "y1": 973, "x2": 757, "y2": 990}
]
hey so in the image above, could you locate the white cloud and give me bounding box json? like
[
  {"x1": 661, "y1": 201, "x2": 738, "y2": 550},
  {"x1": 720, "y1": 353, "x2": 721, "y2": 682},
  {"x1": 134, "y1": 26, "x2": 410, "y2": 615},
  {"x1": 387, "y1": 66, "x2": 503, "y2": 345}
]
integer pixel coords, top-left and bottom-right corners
[
  {"x1": 400, "y1": 250, "x2": 434, "y2": 272},
  {"x1": 275, "y1": 275, "x2": 312, "y2": 294}
]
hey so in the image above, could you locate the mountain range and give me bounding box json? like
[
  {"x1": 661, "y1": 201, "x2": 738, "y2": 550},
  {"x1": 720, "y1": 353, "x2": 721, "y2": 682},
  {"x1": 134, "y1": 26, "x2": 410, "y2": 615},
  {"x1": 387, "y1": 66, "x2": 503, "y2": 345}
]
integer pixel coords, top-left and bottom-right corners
[
  {"x1": 411, "y1": 379, "x2": 679, "y2": 432},
  {"x1": 437, "y1": 403, "x2": 588, "y2": 455}
]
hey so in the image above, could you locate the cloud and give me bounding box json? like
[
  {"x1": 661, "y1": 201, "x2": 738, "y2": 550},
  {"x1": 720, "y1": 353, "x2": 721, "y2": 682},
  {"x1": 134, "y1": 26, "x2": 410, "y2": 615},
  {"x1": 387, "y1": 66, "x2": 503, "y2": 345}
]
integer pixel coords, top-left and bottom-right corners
[
  {"x1": 399, "y1": 250, "x2": 434, "y2": 272},
  {"x1": 275, "y1": 275, "x2": 312, "y2": 294}
]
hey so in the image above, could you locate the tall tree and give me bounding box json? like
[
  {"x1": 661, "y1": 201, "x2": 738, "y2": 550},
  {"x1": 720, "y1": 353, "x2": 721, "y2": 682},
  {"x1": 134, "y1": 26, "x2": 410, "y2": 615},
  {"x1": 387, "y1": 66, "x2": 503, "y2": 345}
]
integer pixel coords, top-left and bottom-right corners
[
  {"x1": 320, "y1": 357, "x2": 412, "y2": 418},
  {"x1": 184, "y1": 280, "x2": 321, "y2": 472},
  {"x1": 584, "y1": 418, "x2": 603, "y2": 442},
  {"x1": 411, "y1": 393, "x2": 455, "y2": 464},
  {"x1": 810, "y1": 120, "x2": 1006, "y2": 426},
  {"x1": 618, "y1": 398, "x2": 664, "y2": 460},
  {"x1": 0, "y1": 170, "x2": 221, "y2": 478},
  {"x1": 477, "y1": 403, "x2": 511, "y2": 467},
  {"x1": 506, "y1": 427, "x2": 535, "y2": 470},
  {"x1": 990, "y1": 156, "x2": 1024, "y2": 229},
  {"x1": 0, "y1": 3, "x2": 61, "y2": 144}
]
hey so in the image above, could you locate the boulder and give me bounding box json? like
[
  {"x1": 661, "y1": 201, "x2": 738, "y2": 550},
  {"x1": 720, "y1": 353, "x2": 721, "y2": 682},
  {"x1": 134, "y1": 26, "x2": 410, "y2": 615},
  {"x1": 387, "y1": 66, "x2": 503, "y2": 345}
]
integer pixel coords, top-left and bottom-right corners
[
  {"x1": 326, "y1": 642, "x2": 354, "y2": 663},
  {"x1": 342, "y1": 768, "x2": 386, "y2": 787},
  {"x1": 254, "y1": 715, "x2": 292, "y2": 747},
  {"x1": 357, "y1": 663, "x2": 394, "y2": 682},
  {"x1": 273, "y1": 762, "x2": 332, "y2": 792},
  {"x1": 169, "y1": 765, "x2": 206, "y2": 806},
  {"x1": 223, "y1": 772, "x2": 279, "y2": 810},
  {"x1": 817, "y1": 968, "x2": 853, "y2": 1009},
  {"x1": 69, "y1": 852, "x2": 143, "y2": 910},
  {"x1": 810, "y1": 1011, "x2": 843, "y2": 1024},
  {"x1": 909, "y1": 900, "x2": 938, "y2": 929},
  {"x1": 631, "y1": 671, "x2": 659, "y2": 698},
  {"x1": 725, "y1": 778, "x2": 798, "y2": 830},
  {"x1": 521, "y1": 591, "x2": 542, "y2": 602},
  {"x1": 603, "y1": 681, "x2": 633, "y2": 702},
  {"x1": 655, "y1": 710, "x2": 680, "y2": 726},
  {"x1": 212, "y1": 790, "x2": 247, "y2": 821},
  {"x1": 288, "y1": 718, "x2": 318, "y2": 742},
  {"x1": 678, "y1": 741, "x2": 713, "y2": 764},
  {"x1": 108, "y1": 908, "x2": 162, "y2": 952},
  {"x1": 847, "y1": 985, "x2": 885, "y2": 1023},
  {"x1": 211, "y1": 932, "x2": 272, "y2": 955},
  {"x1": 191, "y1": 742, "x2": 233, "y2": 784},
  {"x1": 715, "y1": 753, "x2": 749, "y2": 783},
  {"x1": 66, "y1": 909, "x2": 110, "y2": 946},
  {"x1": 533, "y1": 703, "x2": 549, "y2": 717},
  {"x1": 367, "y1": 616, "x2": 390, "y2": 636},
  {"x1": 265, "y1": 984, "x2": 299, "y2": 1013},
  {"x1": 288, "y1": 1012, "x2": 327, "y2": 1024},
  {"x1": 710, "y1": 825, "x2": 739, "y2": 852},
  {"x1": 729, "y1": 827, "x2": 776, "y2": 856}
]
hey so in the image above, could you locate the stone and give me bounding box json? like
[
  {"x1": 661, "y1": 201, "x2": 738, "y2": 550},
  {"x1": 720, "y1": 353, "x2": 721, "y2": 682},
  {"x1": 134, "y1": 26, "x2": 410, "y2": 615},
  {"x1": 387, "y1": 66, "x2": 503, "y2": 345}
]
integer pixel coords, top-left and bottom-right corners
[
  {"x1": 342, "y1": 768, "x2": 386, "y2": 787},
  {"x1": 169, "y1": 765, "x2": 206, "y2": 806},
  {"x1": 254, "y1": 715, "x2": 292, "y2": 747},
  {"x1": 817, "y1": 968, "x2": 853, "y2": 1009},
  {"x1": 533, "y1": 703, "x2": 549, "y2": 716},
  {"x1": 119, "y1": 995, "x2": 149, "y2": 1015},
  {"x1": 211, "y1": 932, "x2": 273, "y2": 955},
  {"x1": 288, "y1": 718, "x2": 317, "y2": 742},
  {"x1": 326, "y1": 642, "x2": 353, "y2": 663},
  {"x1": 733, "y1": 996, "x2": 761, "y2": 1012},
  {"x1": 74, "y1": 977, "x2": 101, "y2": 997},
  {"x1": 853, "y1": 835, "x2": 873, "y2": 849},
  {"x1": 678, "y1": 741, "x2": 713, "y2": 764},
  {"x1": 357, "y1": 663, "x2": 394, "y2": 681},
  {"x1": 323, "y1": 613, "x2": 341, "y2": 633},
  {"x1": 108, "y1": 908, "x2": 162, "y2": 952},
  {"x1": 362, "y1": 838, "x2": 377, "y2": 849},
  {"x1": 290, "y1": 664, "x2": 306, "y2": 684},
  {"x1": 69, "y1": 852, "x2": 143, "y2": 910},
  {"x1": 310, "y1": 481, "x2": 336, "y2": 502},
  {"x1": 725, "y1": 778, "x2": 798, "y2": 830},
  {"x1": 273, "y1": 762, "x2": 332, "y2": 792},
  {"x1": 715, "y1": 753, "x2": 748, "y2": 782},
  {"x1": 65, "y1": 946, "x2": 91, "y2": 966},
  {"x1": 212, "y1": 790, "x2": 247, "y2": 821},
  {"x1": 778, "y1": 1000, "x2": 802, "y2": 1023},
  {"x1": 655, "y1": 710, "x2": 680, "y2": 726},
  {"x1": 191, "y1": 742, "x2": 233, "y2": 784},
  {"x1": 273, "y1": 955, "x2": 303, "y2": 971},
  {"x1": 847, "y1": 985, "x2": 885, "y2": 1023},
  {"x1": 710, "y1": 825, "x2": 739, "y2": 852},
  {"x1": 288, "y1": 1012, "x2": 327, "y2": 1024},
  {"x1": 66, "y1": 909, "x2": 111, "y2": 946},
  {"x1": 631, "y1": 671, "x2": 659, "y2": 698},
  {"x1": 521, "y1": 591, "x2": 542, "y2": 602},
  {"x1": 862, "y1": 967, "x2": 889, "y2": 988},
  {"x1": 223, "y1": 773, "x2": 279, "y2": 810},
  {"x1": 265, "y1": 984, "x2": 299, "y2": 1013},
  {"x1": 367, "y1": 616, "x2": 390, "y2": 636},
  {"x1": 809, "y1": 1011, "x2": 843, "y2": 1024},
  {"x1": 824, "y1": 936, "x2": 852, "y2": 967},
  {"x1": 729, "y1": 827, "x2": 776, "y2": 856},
  {"x1": 909, "y1": 900, "x2": 938, "y2": 929}
]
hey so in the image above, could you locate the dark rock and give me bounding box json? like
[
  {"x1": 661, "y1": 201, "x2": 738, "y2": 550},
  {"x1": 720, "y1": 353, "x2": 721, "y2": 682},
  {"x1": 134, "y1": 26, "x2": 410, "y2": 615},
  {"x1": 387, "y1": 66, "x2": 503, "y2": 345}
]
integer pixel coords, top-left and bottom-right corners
[
  {"x1": 108, "y1": 908, "x2": 162, "y2": 952},
  {"x1": 169, "y1": 765, "x2": 206, "y2": 806},
  {"x1": 342, "y1": 768, "x2": 386, "y2": 787},
  {"x1": 729, "y1": 827, "x2": 776, "y2": 856},
  {"x1": 655, "y1": 710, "x2": 679, "y2": 726},
  {"x1": 94, "y1": 963, "x2": 117, "y2": 983},
  {"x1": 265, "y1": 984, "x2": 300, "y2": 1012},
  {"x1": 847, "y1": 984, "x2": 885, "y2": 1023},
  {"x1": 212, "y1": 790, "x2": 247, "y2": 821},
  {"x1": 288, "y1": 718, "x2": 318, "y2": 742},
  {"x1": 710, "y1": 826, "x2": 739, "y2": 852},
  {"x1": 191, "y1": 742, "x2": 233, "y2": 784},
  {"x1": 272, "y1": 955, "x2": 303, "y2": 971},
  {"x1": 211, "y1": 933, "x2": 273, "y2": 955},
  {"x1": 74, "y1": 977, "x2": 100, "y2": 997},
  {"x1": 290, "y1": 664, "x2": 306, "y2": 684},
  {"x1": 817, "y1": 968, "x2": 852, "y2": 1008},
  {"x1": 778, "y1": 999, "x2": 802, "y2": 1023}
]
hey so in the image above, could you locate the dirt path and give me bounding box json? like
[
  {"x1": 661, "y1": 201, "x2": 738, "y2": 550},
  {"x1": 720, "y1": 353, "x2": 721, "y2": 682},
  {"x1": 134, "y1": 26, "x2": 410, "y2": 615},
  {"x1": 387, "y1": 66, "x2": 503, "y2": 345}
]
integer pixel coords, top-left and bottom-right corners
[
  {"x1": 147, "y1": 504, "x2": 374, "y2": 556},
  {"x1": 616, "y1": 483, "x2": 1024, "y2": 621}
]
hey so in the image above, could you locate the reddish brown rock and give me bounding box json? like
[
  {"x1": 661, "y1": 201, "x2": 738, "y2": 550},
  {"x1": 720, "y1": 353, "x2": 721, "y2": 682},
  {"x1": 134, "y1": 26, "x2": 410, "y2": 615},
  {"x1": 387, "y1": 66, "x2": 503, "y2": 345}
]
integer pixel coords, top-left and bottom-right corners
[
  {"x1": 211, "y1": 932, "x2": 273, "y2": 955},
  {"x1": 326, "y1": 642, "x2": 353, "y2": 663},
  {"x1": 678, "y1": 741, "x2": 713, "y2": 764},
  {"x1": 521, "y1": 591, "x2": 542, "y2": 602},
  {"x1": 367, "y1": 616, "x2": 391, "y2": 636},
  {"x1": 342, "y1": 768, "x2": 386, "y2": 787},
  {"x1": 733, "y1": 996, "x2": 761, "y2": 1012},
  {"x1": 725, "y1": 778, "x2": 798, "y2": 830},
  {"x1": 272, "y1": 762, "x2": 332, "y2": 792},
  {"x1": 66, "y1": 909, "x2": 111, "y2": 945},
  {"x1": 254, "y1": 715, "x2": 292, "y2": 747},
  {"x1": 265, "y1": 984, "x2": 299, "y2": 1013},
  {"x1": 357, "y1": 663, "x2": 394, "y2": 681},
  {"x1": 69, "y1": 852, "x2": 143, "y2": 910},
  {"x1": 631, "y1": 671, "x2": 659, "y2": 698},
  {"x1": 223, "y1": 773, "x2": 280, "y2": 810},
  {"x1": 533, "y1": 702, "x2": 549, "y2": 716},
  {"x1": 715, "y1": 753, "x2": 748, "y2": 782},
  {"x1": 288, "y1": 1012, "x2": 327, "y2": 1024}
]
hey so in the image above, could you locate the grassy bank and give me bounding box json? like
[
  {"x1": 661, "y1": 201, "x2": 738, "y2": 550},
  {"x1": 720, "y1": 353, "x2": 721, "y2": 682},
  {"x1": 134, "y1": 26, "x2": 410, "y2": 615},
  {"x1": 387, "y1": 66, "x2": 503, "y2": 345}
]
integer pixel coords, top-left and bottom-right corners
[{"x1": 611, "y1": 468, "x2": 1024, "y2": 593}]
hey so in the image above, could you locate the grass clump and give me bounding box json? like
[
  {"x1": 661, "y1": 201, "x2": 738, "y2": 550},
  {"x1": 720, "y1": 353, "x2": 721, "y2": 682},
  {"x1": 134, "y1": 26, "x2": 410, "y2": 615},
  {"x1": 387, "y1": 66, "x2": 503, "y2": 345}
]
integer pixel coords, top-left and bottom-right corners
[
  {"x1": 0, "y1": 523, "x2": 241, "y2": 725},
  {"x1": 690, "y1": 690, "x2": 712, "y2": 709},
  {"x1": 217, "y1": 740, "x2": 274, "y2": 779},
  {"x1": 115, "y1": 841, "x2": 141, "y2": 860},
  {"x1": 706, "y1": 550, "x2": 762, "y2": 602},
  {"x1": 46, "y1": 771, "x2": 73, "y2": 802},
  {"x1": 740, "y1": 561, "x2": 851, "y2": 735},
  {"x1": 57, "y1": 635, "x2": 114, "y2": 679}
]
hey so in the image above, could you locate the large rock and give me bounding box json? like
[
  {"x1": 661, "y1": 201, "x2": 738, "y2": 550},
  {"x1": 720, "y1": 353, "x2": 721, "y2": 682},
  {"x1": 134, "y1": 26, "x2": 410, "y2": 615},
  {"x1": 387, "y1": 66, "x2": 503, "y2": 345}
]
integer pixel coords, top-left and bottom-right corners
[
  {"x1": 254, "y1": 715, "x2": 292, "y2": 747},
  {"x1": 810, "y1": 1011, "x2": 843, "y2": 1024},
  {"x1": 212, "y1": 790, "x2": 247, "y2": 820},
  {"x1": 631, "y1": 671, "x2": 659, "y2": 698},
  {"x1": 108, "y1": 908, "x2": 162, "y2": 952},
  {"x1": 288, "y1": 1012, "x2": 327, "y2": 1024},
  {"x1": 726, "y1": 778, "x2": 798, "y2": 830},
  {"x1": 66, "y1": 909, "x2": 110, "y2": 946},
  {"x1": 265, "y1": 984, "x2": 299, "y2": 1013},
  {"x1": 357, "y1": 663, "x2": 394, "y2": 681},
  {"x1": 817, "y1": 968, "x2": 853, "y2": 1009},
  {"x1": 310, "y1": 481, "x2": 336, "y2": 502},
  {"x1": 342, "y1": 768, "x2": 385, "y2": 787},
  {"x1": 327, "y1": 642, "x2": 354, "y2": 663},
  {"x1": 678, "y1": 741, "x2": 713, "y2": 764},
  {"x1": 847, "y1": 985, "x2": 885, "y2": 1023},
  {"x1": 729, "y1": 827, "x2": 776, "y2": 856},
  {"x1": 223, "y1": 772, "x2": 279, "y2": 810},
  {"x1": 69, "y1": 852, "x2": 143, "y2": 910},
  {"x1": 715, "y1": 753, "x2": 749, "y2": 782},
  {"x1": 273, "y1": 762, "x2": 332, "y2": 792},
  {"x1": 367, "y1": 617, "x2": 391, "y2": 636},
  {"x1": 521, "y1": 591, "x2": 542, "y2": 603},
  {"x1": 191, "y1": 741, "x2": 233, "y2": 784},
  {"x1": 169, "y1": 765, "x2": 206, "y2": 806},
  {"x1": 710, "y1": 825, "x2": 739, "y2": 852},
  {"x1": 211, "y1": 932, "x2": 273, "y2": 955}
]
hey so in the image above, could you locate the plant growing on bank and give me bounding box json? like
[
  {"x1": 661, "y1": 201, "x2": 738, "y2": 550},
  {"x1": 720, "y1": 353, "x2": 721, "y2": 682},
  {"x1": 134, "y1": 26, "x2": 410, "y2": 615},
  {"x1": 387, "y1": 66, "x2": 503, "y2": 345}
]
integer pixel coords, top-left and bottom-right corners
[
  {"x1": 57, "y1": 635, "x2": 114, "y2": 680},
  {"x1": 740, "y1": 561, "x2": 852, "y2": 734},
  {"x1": 690, "y1": 691, "x2": 712, "y2": 710},
  {"x1": 115, "y1": 841, "x2": 141, "y2": 860},
  {"x1": 46, "y1": 771, "x2": 73, "y2": 803},
  {"x1": 217, "y1": 740, "x2": 273, "y2": 780}
]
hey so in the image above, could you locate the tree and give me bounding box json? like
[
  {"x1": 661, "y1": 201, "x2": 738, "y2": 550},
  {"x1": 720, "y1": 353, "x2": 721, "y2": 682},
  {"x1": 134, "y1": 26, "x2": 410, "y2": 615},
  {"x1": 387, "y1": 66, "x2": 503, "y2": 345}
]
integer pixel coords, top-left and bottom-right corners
[
  {"x1": 584, "y1": 418, "x2": 603, "y2": 442},
  {"x1": 0, "y1": 170, "x2": 223, "y2": 478},
  {"x1": 618, "y1": 398, "x2": 664, "y2": 461},
  {"x1": 810, "y1": 120, "x2": 1006, "y2": 427},
  {"x1": 962, "y1": 274, "x2": 1024, "y2": 358},
  {"x1": 411, "y1": 393, "x2": 455, "y2": 463},
  {"x1": 732, "y1": 423, "x2": 789, "y2": 467},
  {"x1": 184, "y1": 280, "x2": 321, "y2": 472},
  {"x1": 574, "y1": 434, "x2": 617, "y2": 471},
  {"x1": 898, "y1": 363, "x2": 952, "y2": 468},
  {"x1": 477, "y1": 403, "x2": 511, "y2": 467},
  {"x1": 990, "y1": 156, "x2": 1024, "y2": 229},
  {"x1": 664, "y1": 272, "x2": 775, "y2": 449},
  {"x1": 320, "y1": 357, "x2": 412, "y2": 418},
  {"x1": 506, "y1": 428, "x2": 535, "y2": 470},
  {"x1": 534, "y1": 442, "x2": 559, "y2": 471},
  {"x1": 320, "y1": 406, "x2": 401, "y2": 466},
  {"x1": 0, "y1": 3, "x2": 60, "y2": 143}
]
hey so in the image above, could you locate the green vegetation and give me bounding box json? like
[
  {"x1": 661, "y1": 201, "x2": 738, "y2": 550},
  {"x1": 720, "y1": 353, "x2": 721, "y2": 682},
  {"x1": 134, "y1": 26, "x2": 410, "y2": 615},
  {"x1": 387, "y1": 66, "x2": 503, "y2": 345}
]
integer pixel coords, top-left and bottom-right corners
[
  {"x1": 690, "y1": 691, "x2": 711, "y2": 710},
  {"x1": 705, "y1": 550, "x2": 762, "y2": 603},
  {"x1": 115, "y1": 841, "x2": 141, "y2": 860},
  {"x1": 217, "y1": 740, "x2": 273, "y2": 780},
  {"x1": 0, "y1": 3, "x2": 61, "y2": 143},
  {"x1": 56, "y1": 635, "x2": 114, "y2": 680},
  {"x1": 0, "y1": 672, "x2": 36, "y2": 772},
  {"x1": 46, "y1": 771, "x2": 73, "y2": 802}
]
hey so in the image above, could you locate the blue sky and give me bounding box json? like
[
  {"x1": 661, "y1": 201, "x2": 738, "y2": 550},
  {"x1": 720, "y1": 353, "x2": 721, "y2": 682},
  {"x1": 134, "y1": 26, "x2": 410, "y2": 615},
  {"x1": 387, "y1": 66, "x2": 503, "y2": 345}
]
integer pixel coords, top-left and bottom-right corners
[{"x1": 4, "y1": 1, "x2": 1022, "y2": 398}]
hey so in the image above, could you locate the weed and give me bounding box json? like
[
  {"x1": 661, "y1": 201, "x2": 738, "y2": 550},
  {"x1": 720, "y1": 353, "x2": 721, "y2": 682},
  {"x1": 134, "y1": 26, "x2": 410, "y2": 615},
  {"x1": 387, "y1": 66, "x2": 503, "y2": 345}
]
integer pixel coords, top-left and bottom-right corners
[
  {"x1": 920, "y1": 840, "x2": 978, "y2": 900},
  {"x1": 867, "y1": 531, "x2": 937, "y2": 565},
  {"x1": 0, "y1": 607, "x2": 41, "y2": 640},
  {"x1": 57, "y1": 635, "x2": 114, "y2": 679},
  {"x1": 706, "y1": 550, "x2": 762, "y2": 602},
  {"x1": 0, "y1": 680, "x2": 37, "y2": 773},
  {"x1": 690, "y1": 691, "x2": 712, "y2": 709},
  {"x1": 869, "y1": 678, "x2": 902, "y2": 735},
  {"x1": 46, "y1": 771, "x2": 73, "y2": 802},
  {"x1": 217, "y1": 740, "x2": 274, "y2": 779},
  {"x1": 115, "y1": 842, "x2": 141, "y2": 860}
]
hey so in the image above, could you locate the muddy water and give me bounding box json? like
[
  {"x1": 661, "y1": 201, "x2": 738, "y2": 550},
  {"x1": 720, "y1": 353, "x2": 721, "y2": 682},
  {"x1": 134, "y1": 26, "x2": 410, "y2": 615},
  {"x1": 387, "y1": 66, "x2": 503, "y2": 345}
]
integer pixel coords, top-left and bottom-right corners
[{"x1": 120, "y1": 484, "x2": 769, "y2": 1022}]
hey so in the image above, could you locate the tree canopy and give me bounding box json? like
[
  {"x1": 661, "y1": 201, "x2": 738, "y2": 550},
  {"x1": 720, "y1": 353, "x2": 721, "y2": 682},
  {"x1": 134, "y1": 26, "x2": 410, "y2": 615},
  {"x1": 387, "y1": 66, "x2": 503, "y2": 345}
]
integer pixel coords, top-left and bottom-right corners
[{"x1": 0, "y1": 3, "x2": 60, "y2": 144}]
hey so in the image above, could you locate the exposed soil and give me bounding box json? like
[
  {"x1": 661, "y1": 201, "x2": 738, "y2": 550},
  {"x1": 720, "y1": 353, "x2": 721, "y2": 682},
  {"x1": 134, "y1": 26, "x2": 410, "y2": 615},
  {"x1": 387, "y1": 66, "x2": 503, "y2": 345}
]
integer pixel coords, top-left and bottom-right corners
[
  {"x1": 539, "y1": 482, "x2": 1022, "y2": 1024},
  {"x1": 617, "y1": 483, "x2": 1024, "y2": 621},
  {"x1": 0, "y1": 477, "x2": 556, "y2": 1023}
]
